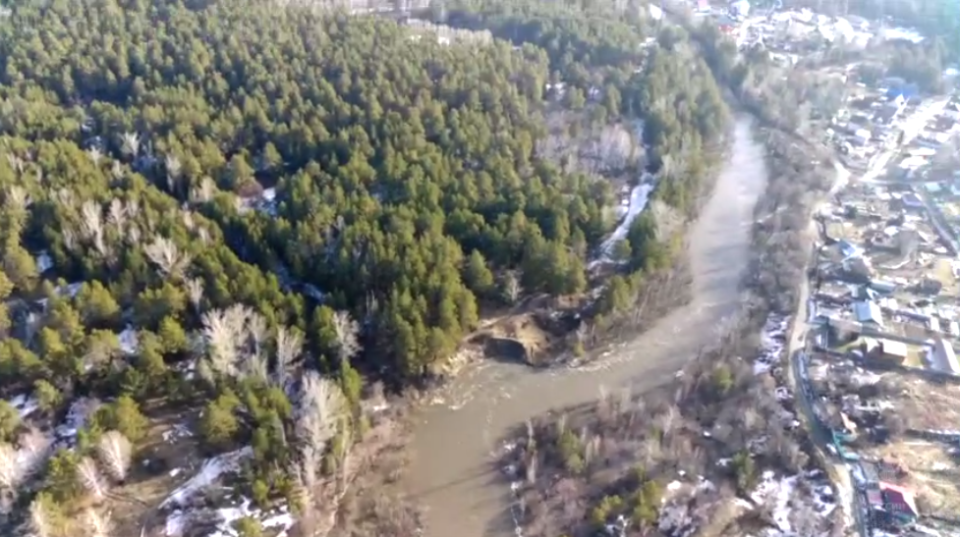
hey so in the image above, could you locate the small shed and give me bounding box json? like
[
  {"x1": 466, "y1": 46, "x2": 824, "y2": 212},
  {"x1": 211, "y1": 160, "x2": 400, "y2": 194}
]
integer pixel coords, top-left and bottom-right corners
[
  {"x1": 933, "y1": 338, "x2": 960, "y2": 375},
  {"x1": 879, "y1": 482, "x2": 920, "y2": 522},
  {"x1": 870, "y1": 279, "x2": 898, "y2": 294},
  {"x1": 854, "y1": 301, "x2": 884, "y2": 328}
]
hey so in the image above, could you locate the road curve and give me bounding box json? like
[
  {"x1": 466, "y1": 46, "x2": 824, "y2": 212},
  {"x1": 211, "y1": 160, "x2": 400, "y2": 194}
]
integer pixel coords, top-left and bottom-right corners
[{"x1": 405, "y1": 116, "x2": 771, "y2": 537}]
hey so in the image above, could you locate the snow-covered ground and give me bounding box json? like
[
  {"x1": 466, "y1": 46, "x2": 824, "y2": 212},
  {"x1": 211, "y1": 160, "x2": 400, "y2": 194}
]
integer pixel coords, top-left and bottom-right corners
[
  {"x1": 753, "y1": 314, "x2": 790, "y2": 375},
  {"x1": 35, "y1": 282, "x2": 83, "y2": 308},
  {"x1": 602, "y1": 183, "x2": 654, "y2": 253},
  {"x1": 161, "y1": 447, "x2": 252, "y2": 509},
  {"x1": 34, "y1": 251, "x2": 53, "y2": 273},
  {"x1": 166, "y1": 498, "x2": 295, "y2": 537},
  {"x1": 831, "y1": 160, "x2": 850, "y2": 195},
  {"x1": 54, "y1": 397, "x2": 99, "y2": 445},
  {"x1": 860, "y1": 98, "x2": 951, "y2": 185},
  {"x1": 118, "y1": 325, "x2": 139, "y2": 355},
  {"x1": 9, "y1": 393, "x2": 39, "y2": 419},
  {"x1": 658, "y1": 470, "x2": 835, "y2": 537}
]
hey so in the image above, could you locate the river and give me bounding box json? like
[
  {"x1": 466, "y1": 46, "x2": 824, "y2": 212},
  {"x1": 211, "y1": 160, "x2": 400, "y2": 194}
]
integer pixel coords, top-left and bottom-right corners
[{"x1": 405, "y1": 116, "x2": 770, "y2": 537}]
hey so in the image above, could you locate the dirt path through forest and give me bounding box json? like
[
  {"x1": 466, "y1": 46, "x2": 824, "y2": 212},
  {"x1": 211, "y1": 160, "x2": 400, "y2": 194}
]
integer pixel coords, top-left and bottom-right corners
[{"x1": 405, "y1": 116, "x2": 770, "y2": 537}]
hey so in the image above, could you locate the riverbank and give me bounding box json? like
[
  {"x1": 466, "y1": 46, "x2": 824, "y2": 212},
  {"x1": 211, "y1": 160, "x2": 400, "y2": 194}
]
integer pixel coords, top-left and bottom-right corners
[
  {"x1": 491, "y1": 119, "x2": 842, "y2": 537},
  {"x1": 403, "y1": 115, "x2": 768, "y2": 537}
]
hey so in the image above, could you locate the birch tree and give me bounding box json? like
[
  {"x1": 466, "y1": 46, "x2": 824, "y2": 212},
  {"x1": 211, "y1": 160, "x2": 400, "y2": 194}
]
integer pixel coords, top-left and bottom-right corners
[
  {"x1": 87, "y1": 147, "x2": 103, "y2": 166},
  {"x1": 504, "y1": 270, "x2": 522, "y2": 304},
  {"x1": 97, "y1": 431, "x2": 132, "y2": 483},
  {"x1": 650, "y1": 199, "x2": 684, "y2": 242},
  {"x1": 77, "y1": 457, "x2": 109, "y2": 501},
  {"x1": 201, "y1": 304, "x2": 272, "y2": 380},
  {"x1": 120, "y1": 132, "x2": 140, "y2": 160},
  {"x1": 5, "y1": 185, "x2": 29, "y2": 213},
  {"x1": 106, "y1": 198, "x2": 126, "y2": 231},
  {"x1": 144, "y1": 236, "x2": 192, "y2": 279},
  {"x1": 202, "y1": 305, "x2": 250, "y2": 379},
  {"x1": 165, "y1": 154, "x2": 182, "y2": 193},
  {"x1": 0, "y1": 443, "x2": 22, "y2": 511},
  {"x1": 275, "y1": 326, "x2": 304, "y2": 387},
  {"x1": 27, "y1": 495, "x2": 54, "y2": 537},
  {"x1": 332, "y1": 310, "x2": 361, "y2": 362},
  {"x1": 84, "y1": 509, "x2": 112, "y2": 537},
  {"x1": 186, "y1": 278, "x2": 204, "y2": 312},
  {"x1": 296, "y1": 371, "x2": 346, "y2": 457},
  {"x1": 80, "y1": 200, "x2": 106, "y2": 256}
]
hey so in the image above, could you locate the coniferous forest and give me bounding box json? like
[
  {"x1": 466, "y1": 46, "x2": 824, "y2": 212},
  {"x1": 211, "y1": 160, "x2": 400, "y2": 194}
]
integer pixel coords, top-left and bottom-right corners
[{"x1": 0, "y1": 0, "x2": 730, "y2": 534}]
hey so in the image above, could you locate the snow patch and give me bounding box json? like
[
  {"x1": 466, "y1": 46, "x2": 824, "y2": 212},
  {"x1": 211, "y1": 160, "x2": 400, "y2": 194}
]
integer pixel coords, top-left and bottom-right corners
[
  {"x1": 119, "y1": 326, "x2": 139, "y2": 355},
  {"x1": 55, "y1": 397, "x2": 100, "y2": 444},
  {"x1": 754, "y1": 314, "x2": 790, "y2": 375},
  {"x1": 161, "y1": 447, "x2": 252, "y2": 509},
  {"x1": 597, "y1": 181, "x2": 655, "y2": 260},
  {"x1": 750, "y1": 471, "x2": 798, "y2": 533},
  {"x1": 9, "y1": 393, "x2": 39, "y2": 419},
  {"x1": 35, "y1": 251, "x2": 53, "y2": 273},
  {"x1": 162, "y1": 422, "x2": 194, "y2": 444}
]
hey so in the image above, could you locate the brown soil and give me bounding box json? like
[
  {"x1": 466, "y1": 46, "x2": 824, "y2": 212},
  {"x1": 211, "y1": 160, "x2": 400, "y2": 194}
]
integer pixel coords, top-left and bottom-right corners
[
  {"x1": 100, "y1": 408, "x2": 203, "y2": 537},
  {"x1": 890, "y1": 377, "x2": 960, "y2": 431},
  {"x1": 861, "y1": 440, "x2": 960, "y2": 518}
]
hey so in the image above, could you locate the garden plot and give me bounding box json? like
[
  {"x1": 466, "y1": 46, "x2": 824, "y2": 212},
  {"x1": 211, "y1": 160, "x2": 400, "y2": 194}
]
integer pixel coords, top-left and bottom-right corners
[{"x1": 861, "y1": 440, "x2": 960, "y2": 519}]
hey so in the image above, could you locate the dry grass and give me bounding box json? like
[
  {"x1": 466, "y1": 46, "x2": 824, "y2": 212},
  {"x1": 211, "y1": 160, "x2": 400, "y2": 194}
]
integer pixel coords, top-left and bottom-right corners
[
  {"x1": 887, "y1": 377, "x2": 960, "y2": 431},
  {"x1": 863, "y1": 440, "x2": 960, "y2": 518},
  {"x1": 932, "y1": 257, "x2": 960, "y2": 295},
  {"x1": 903, "y1": 347, "x2": 925, "y2": 369},
  {"x1": 110, "y1": 409, "x2": 203, "y2": 537}
]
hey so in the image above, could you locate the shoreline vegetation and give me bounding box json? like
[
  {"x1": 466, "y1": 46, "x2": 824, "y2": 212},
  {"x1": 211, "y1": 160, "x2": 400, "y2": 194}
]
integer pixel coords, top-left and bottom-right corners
[
  {"x1": 493, "y1": 9, "x2": 844, "y2": 537},
  {"x1": 0, "y1": 1, "x2": 739, "y2": 537}
]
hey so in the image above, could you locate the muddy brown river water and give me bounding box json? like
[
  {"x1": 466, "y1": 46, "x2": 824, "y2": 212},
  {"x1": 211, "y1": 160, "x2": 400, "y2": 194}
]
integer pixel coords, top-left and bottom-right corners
[{"x1": 406, "y1": 117, "x2": 770, "y2": 537}]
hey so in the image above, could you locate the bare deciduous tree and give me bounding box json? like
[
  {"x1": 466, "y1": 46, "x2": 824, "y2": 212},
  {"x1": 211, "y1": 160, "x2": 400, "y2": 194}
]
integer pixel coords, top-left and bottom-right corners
[
  {"x1": 202, "y1": 305, "x2": 252, "y2": 379},
  {"x1": 54, "y1": 187, "x2": 75, "y2": 208},
  {"x1": 144, "y1": 236, "x2": 192, "y2": 279},
  {"x1": 244, "y1": 311, "x2": 269, "y2": 381},
  {"x1": 650, "y1": 199, "x2": 684, "y2": 242},
  {"x1": 504, "y1": 271, "x2": 522, "y2": 304},
  {"x1": 97, "y1": 431, "x2": 132, "y2": 483},
  {"x1": 275, "y1": 326, "x2": 304, "y2": 387},
  {"x1": 186, "y1": 278, "x2": 204, "y2": 312},
  {"x1": 125, "y1": 199, "x2": 140, "y2": 219},
  {"x1": 165, "y1": 154, "x2": 182, "y2": 193},
  {"x1": 87, "y1": 147, "x2": 103, "y2": 166},
  {"x1": 20, "y1": 428, "x2": 52, "y2": 475},
  {"x1": 78, "y1": 457, "x2": 109, "y2": 501},
  {"x1": 80, "y1": 200, "x2": 106, "y2": 256},
  {"x1": 5, "y1": 153, "x2": 24, "y2": 175},
  {"x1": 106, "y1": 198, "x2": 126, "y2": 231},
  {"x1": 0, "y1": 443, "x2": 22, "y2": 492},
  {"x1": 84, "y1": 509, "x2": 112, "y2": 537},
  {"x1": 196, "y1": 226, "x2": 210, "y2": 245},
  {"x1": 194, "y1": 177, "x2": 216, "y2": 203},
  {"x1": 111, "y1": 160, "x2": 124, "y2": 180},
  {"x1": 296, "y1": 371, "x2": 346, "y2": 457},
  {"x1": 181, "y1": 210, "x2": 195, "y2": 230},
  {"x1": 638, "y1": 434, "x2": 662, "y2": 468},
  {"x1": 28, "y1": 496, "x2": 54, "y2": 537},
  {"x1": 125, "y1": 224, "x2": 141, "y2": 246},
  {"x1": 5, "y1": 185, "x2": 30, "y2": 213},
  {"x1": 332, "y1": 310, "x2": 361, "y2": 362},
  {"x1": 120, "y1": 132, "x2": 140, "y2": 160}
]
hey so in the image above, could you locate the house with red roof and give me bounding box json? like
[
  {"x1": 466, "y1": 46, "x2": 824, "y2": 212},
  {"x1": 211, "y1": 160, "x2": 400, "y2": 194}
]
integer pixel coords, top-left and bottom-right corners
[{"x1": 879, "y1": 481, "x2": 920, "y2": 524}]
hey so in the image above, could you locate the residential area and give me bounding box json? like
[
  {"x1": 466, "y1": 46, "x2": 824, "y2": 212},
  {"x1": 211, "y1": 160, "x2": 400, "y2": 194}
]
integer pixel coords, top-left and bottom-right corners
[{"x1": 797, "y1": 80, "x2": 960, "y2": 537}]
